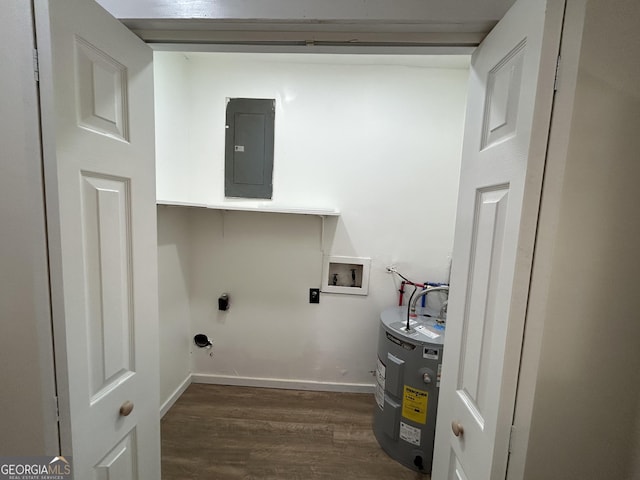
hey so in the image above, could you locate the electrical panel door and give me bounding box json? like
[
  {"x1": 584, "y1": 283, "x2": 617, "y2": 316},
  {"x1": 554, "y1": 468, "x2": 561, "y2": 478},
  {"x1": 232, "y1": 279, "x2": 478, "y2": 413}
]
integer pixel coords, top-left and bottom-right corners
[{"x1": 225, "y1": 98, "x2": 275, "y2": 199}]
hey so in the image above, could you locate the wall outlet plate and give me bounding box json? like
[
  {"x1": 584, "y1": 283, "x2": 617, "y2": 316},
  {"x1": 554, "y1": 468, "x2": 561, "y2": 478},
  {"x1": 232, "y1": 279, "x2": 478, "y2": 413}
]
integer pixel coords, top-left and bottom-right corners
[{"x1": 309, "y1": 288, "x2": 320, "y2": 304}]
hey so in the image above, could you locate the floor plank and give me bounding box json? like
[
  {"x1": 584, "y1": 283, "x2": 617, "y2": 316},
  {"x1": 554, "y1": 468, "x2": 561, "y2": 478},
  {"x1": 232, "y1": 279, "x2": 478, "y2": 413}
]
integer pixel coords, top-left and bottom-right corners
[{"x1": 161, "y1": 384, "x2": 426, "y2": 480}]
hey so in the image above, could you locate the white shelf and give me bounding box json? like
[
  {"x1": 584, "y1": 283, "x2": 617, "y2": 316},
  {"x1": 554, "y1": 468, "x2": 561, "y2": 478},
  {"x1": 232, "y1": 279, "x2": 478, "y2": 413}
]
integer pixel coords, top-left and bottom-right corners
[
  {"x1": 157, "y1": 199, "x2": 208, "y2": 209},
  {"x1": 157, "y1": 199, "x2": 340, "y2": 217}
]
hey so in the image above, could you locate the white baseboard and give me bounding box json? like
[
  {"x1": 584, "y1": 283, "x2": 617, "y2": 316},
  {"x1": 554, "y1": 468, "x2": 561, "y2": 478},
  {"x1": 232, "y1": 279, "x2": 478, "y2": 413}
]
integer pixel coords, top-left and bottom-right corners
[
  {"x1": 191, "y1": 373, "x2": 375, "y2": 394},
  {"x1": 160, "y1": 374, "x2": 192, "y2": 418}
]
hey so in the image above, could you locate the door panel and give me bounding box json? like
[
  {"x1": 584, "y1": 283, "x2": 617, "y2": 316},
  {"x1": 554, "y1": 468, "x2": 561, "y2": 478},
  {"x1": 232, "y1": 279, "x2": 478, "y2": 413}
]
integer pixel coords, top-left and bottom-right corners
[
  {"x1": 75, "y1": 36, "x2": 129, "y2": 141},
  {"x1": 81, "y1": 174, "x2": 134, "y2": 399},
  {"x1": 94, "y1": 429, "x2": 138, "y2": 480},
  {"x1": 481, "y1": 42, "x2": 525, "y2": 149},
  {"x1": 452, "y1": 456, "x2": 471, "y2": 480},
  {"x1": 36, "y1": 0, "x2": 160, "y2": 478},
  {"x1": 459, "y1": 187, "x2": 509, "y2": 418},
  {"x1": 432, "y1": 0, "x2": 565, "y2": 478}
]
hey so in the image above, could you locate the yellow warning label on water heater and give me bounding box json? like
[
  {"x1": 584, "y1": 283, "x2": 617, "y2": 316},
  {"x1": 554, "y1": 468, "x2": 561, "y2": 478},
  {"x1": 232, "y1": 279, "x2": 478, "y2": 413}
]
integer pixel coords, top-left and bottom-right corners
[{"x1": 402, "y1": 385, "x2": 429, "y2": 424}]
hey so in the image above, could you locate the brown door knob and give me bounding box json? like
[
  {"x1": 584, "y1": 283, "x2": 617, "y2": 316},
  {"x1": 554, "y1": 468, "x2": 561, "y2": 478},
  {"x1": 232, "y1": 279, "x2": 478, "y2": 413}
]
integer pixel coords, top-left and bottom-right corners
[
  {"x1": 119, "y1": 401, "x2": 134, "y2": 417},
  {"x1": 451, "y1": 421, "x2": 464, "y2": 437}
]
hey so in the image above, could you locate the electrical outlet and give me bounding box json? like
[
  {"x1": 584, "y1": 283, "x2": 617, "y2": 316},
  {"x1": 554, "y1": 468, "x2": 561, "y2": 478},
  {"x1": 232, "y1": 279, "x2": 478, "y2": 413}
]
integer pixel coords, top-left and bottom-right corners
[
  {"x1": 309, "y1": 288, "x2": 320, "y2": 304},
  {"x1": 385, "y1": 265, "x2": 397, "y2": 274}
]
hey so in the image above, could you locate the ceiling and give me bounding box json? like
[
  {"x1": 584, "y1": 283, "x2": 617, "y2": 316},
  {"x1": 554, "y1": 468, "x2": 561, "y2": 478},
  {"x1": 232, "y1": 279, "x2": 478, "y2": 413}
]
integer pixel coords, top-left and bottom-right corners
[{"x1": 96, "y1": 0, "x2": 516, "y2": 47}]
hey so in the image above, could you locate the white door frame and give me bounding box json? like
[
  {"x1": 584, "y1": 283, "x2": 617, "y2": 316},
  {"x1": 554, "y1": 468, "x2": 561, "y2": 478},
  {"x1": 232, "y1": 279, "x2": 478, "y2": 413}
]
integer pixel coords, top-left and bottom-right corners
[
  {"x1": 22, "y1": 1, "x2": 584, "y2": 474},
  {"x1": 506, "y1": 1, "x2": 588, "y2": 478},
  {"x1": 0, "y1": 0, "x2": 59, "y2": 457}
]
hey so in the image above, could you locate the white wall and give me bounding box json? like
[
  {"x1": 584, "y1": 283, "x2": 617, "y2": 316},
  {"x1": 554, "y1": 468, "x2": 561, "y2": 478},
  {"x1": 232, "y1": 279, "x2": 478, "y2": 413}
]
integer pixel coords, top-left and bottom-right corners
[
  {"x1": 157, "y1": 207, "x2": 192, "y2": 407},
  {"x1": 518, "y1": 0, "x2": 640, "y2": 478},
  {"x1": 155, "y1": 52, "x2": 468, "y2": 388},
  {"x1": 0, "y1": 0, "x2": 59, "y2": 455},
  {"x1": 154, "y1": 53, "x2": 191, "y2": 205},
  {"x1": 154, "y1": 53, "x2": 193, "y2": 409},
  {"x1": 188, "y1": 209, "x2": 330, "y2": 384}
]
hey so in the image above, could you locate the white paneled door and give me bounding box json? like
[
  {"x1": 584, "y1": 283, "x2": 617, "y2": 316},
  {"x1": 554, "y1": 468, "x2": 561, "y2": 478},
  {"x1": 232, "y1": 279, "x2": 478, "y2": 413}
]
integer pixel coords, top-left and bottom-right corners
[
  {"x1": 35, "y1": 0, "x2": 160, "y2": 478},
  {"x1": 432, "y1": 0, "x2": 565, "y2": 479}
]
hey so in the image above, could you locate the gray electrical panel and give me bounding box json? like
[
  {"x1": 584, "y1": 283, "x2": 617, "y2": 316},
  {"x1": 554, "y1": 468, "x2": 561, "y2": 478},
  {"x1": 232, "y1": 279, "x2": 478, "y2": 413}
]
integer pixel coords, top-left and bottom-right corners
[{"x1": 225, "y1": 98, "x2": 275, "y2": 199}]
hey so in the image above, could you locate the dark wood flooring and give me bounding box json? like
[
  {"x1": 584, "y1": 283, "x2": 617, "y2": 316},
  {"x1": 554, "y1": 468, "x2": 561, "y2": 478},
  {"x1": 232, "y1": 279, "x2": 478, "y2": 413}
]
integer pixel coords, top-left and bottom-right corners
[{"x1": 161, "y1": 384, "x2": 426, "y2": 480}]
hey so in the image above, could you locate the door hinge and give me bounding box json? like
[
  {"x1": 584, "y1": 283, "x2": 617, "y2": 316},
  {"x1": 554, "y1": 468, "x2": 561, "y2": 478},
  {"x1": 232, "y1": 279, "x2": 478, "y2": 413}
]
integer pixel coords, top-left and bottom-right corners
[
  {"x1": 508, "y1": 425, "x2": 516, "y2": 453},
  {"x1": 553, "y1": 55, "x2": 561, "y2": 91},
  {"x1": 33, "y1": 48, "x2": 40, "y2": 82},
  {"x1": 54, "y1": 396, "x2": 60, "y2": 422}
]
